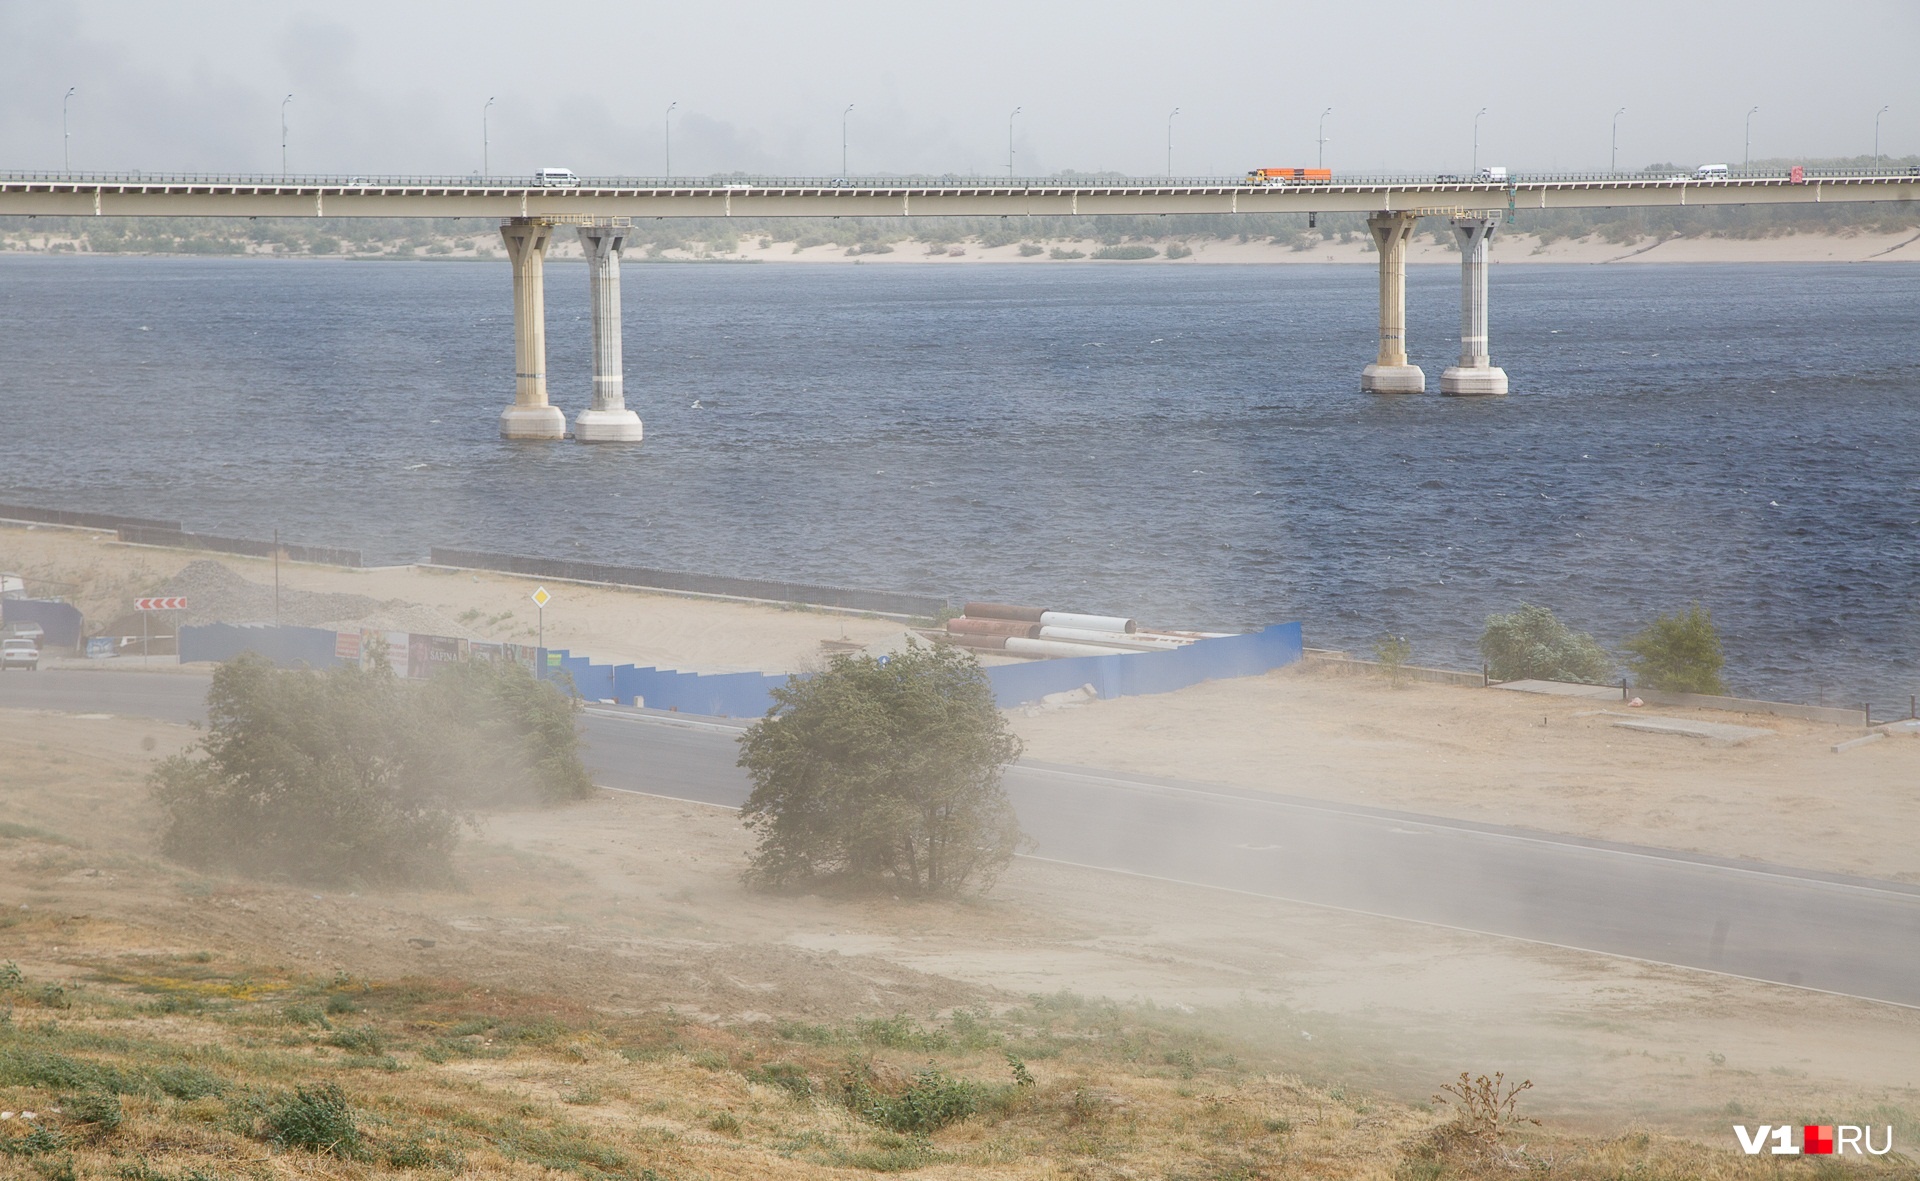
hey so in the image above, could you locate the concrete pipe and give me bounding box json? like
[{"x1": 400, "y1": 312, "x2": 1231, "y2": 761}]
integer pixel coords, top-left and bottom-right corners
[
  {"x1": 1038, "y1": 626, "x2": 1184, "y2": 651},
  {"x1": 1005, "y1": 637, "x2": 1143, "y2": 658},
  {"x1": 948, "y1": 617, "x2": 1042, "y2": 639},
  {"x1": 1039, "y1": 611, "x2": 1136, "y2": 634}
]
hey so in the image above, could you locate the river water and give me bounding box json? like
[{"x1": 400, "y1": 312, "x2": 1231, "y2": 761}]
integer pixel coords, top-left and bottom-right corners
[{"x1": 1, "y1": 253, "x2": 1915, "y2": 704}]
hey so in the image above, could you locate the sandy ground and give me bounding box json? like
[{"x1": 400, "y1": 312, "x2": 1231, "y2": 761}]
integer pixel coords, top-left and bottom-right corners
[
  {"x1": 2, "y1": 523, "x2": 915, "y2": 675},
  {"x1": 3, "y1": 707, "x2": 1917, "y2": 1139},
  {"x1": 1010, "y1": 665, "x2": 1920, "y2": 884},
  {"x1": 8, "y1": 521, "x2": 1915, "y2": 884}
]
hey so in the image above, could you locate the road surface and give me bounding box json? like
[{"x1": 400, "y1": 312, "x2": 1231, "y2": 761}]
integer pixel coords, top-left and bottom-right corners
[{"x1": 6, "y1": 670, "x2": 1916, "y2": 1007}]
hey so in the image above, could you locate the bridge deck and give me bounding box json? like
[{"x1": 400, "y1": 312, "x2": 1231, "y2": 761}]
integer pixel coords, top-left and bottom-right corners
[{"x1": 3, "y1": 172, "x2": 1915, "y2": 218}]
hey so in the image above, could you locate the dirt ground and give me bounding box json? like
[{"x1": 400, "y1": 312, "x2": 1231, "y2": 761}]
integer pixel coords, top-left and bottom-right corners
[{"x1": 4, "y1": 706, "x2": 1917, "y2": 1152}]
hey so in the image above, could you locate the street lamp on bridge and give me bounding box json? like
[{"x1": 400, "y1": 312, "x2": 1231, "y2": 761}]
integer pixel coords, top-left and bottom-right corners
[
  {"x1": 1612, "y1": 107, "x2": 1626, "y2": 174},
  {"x1": 1876, "y1": 105, "x2": 1891, "y2": 172},
  {"x1": 62, "y1": 87, "x2": 76, "y2": 175},
  {"x1": 664, "y1": 101, "x2": 677, "y2": 179},
  {"x1": 281, "y1": 94, "x2": 293, "y2": 178},
  {"x1": 1318, "y1": 107, "x2": 1332, "y2": 170},
  {"x1": 1166, "y1": 107, "x2": 1179, "y2": 177},
  {"x1": 1473, "y1": 107, "x2": 1487, "y2": 173},
  {"x1": 1008, "y1": 106, "x2": 1021, "y2": 180},
  {"x1": 483, "y1": 97, "x2": 494, "y2": 178},
  {"x1": 1744, "y1": 106, "x2": 1759, "y2": 170},
  {"x1": 841, "y1": 104, "x2": 854, "y2": 178}
]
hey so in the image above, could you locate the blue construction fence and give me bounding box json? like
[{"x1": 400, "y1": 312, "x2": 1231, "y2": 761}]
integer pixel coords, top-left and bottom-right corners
[{"x1": 178, "y1": 621, "x2": 1303, "y2": 718}]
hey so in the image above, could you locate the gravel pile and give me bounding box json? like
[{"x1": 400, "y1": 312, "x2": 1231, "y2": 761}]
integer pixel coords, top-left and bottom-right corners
[{"x1": 158, "y1": 560, "x2": 477, "y2": 638}]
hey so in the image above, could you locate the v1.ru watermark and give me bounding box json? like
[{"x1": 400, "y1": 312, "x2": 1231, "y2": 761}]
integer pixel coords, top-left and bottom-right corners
[{"x1": 1735, "y1": 1125, "x2": 1894, "y2": 1155}]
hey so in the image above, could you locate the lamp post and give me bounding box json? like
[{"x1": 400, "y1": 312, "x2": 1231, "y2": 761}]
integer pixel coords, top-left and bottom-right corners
[
  {"x1": 62, "y1": 87, "x2": 76, "y2": 174},
  {"x1": 280, "y1": 94, "x2": 293, "y2": 177},
  {"x1": 1008, "y1": 106, "x2": 1021, "y2": 180},
  {"x1": 1473, "y1": 107, "x2": 1487, "y2": 173},
  {"x1": 1317, "y1": 106, "x2": 1332, "y2": 170},
  {"x1": 664, "y1": 101, "x2": 677, "y2": 178},
  {"x1": 483, "y1": 97, "x2": 494, "y2": 177},
  {"x1": 1744, "y1": 105, "x2": 1758, "y2": 170},
  {"x1": 1611, "y1": 106, "x2": 1626, "y2": 174},
  {"x1": 1876, "y1": 105, "x2": 1890, "y2": 172},
  {"x1": 1166, "y1": 107, "x2": 1179, "y2": 177},
  {"x1": 841, "y1": 103, "x2": 853, "y2": 177}
]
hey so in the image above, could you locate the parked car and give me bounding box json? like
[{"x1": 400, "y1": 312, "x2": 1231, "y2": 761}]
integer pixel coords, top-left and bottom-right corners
[
  {"x1": 4, "y1": 621, "x2": 44, "y2": 642},
  {"x1": 1, "y1": 636, "x2": 39, "y2": 671}
]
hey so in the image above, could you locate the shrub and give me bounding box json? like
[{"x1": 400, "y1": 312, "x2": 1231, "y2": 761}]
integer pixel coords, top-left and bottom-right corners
[
  {"x1": 1478, "y1": 604, "x2": 1612, "y2": 684},
  {"x1": 1165, "y1": 241, "x2": 1193, "y2": 259},
  {"x1": 1090, "y1": 244, "x2": 1157, "y2": 260},
  {"x1": 1623, "y1": 603, "x2": 1728, "y2": 694},
  {"x1": 1017, "y1": 242, "x2": 1044, "y2": 256},
  {"x1": 738, "y1": 642, "x2": 1024, "y2": 895},
  {"x1": 264, "y1": 1084, "x2": 361, "y2": 1157},
  {"x1": 148, "y1": 653, "x2": 587, "y2": 885},
  {"x1": 1049, "y1": 248, "x2": 1086, "y2": 259},
  {"x1": 849, "y1": 1066, "x2": 987, "y2": 1134},
  {"x1": 1373, "y1": 634, "x2": 1413, "y2": 686},
  {"x1": 1432, "y1": 1071, "x2": 1538, "y2": 1149}
]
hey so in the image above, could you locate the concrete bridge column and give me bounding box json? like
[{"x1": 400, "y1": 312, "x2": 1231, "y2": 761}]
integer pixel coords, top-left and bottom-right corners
[
  {"x1": 1440, "y1": 215, "x2": 1509, "y2": 396},
  {"x1": 498, "y1": 218, "x2": 566, "y2": 439},
  {"x1": 1361, "y1": 211, "x2": 1426, "y2": 394},
  {"x1": 574, "y1": 224, "x2": 644, "y2": 443}
]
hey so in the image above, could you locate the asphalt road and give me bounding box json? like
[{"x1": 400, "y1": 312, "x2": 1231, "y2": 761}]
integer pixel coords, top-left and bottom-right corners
[{"x1": 8, "y1": 670, "x2": 1918, "y2": 1007}]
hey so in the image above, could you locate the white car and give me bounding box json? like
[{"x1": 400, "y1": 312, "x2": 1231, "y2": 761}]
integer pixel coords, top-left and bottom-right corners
[{"x1": 1, "y1": 637, "x2": 39, "y2": 671}]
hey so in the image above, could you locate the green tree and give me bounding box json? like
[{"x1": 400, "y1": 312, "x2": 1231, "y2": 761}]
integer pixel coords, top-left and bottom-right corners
[
  {"x1": 1623, "y1": 602, "x2": 1728, "y2": 695},
  {"x1": 149, "y1": 653, "x2": 589, "y2": 885},
  {"x1": 1478, "y1": 604, "x2": 1613, "y2": 685},
  {"x1": 737, "y1": 643, "x2": 1024, "y2": 895}
]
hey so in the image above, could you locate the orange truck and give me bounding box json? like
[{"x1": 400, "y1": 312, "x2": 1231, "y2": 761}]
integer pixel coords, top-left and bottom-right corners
[{"x1": 1245, "y1": 168, "x2": 1332, "y2": 185}]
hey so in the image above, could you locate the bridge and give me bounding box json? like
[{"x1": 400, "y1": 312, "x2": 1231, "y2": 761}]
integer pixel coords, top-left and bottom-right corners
[{"x1": 5, "y1": 169, "x2": 1916, "y2": 435}]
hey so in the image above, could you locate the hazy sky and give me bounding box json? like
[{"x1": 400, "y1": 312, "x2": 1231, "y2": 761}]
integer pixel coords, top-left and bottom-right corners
[{"x1": 3, "y1": 0, "x2": 1916, "y2": 179}]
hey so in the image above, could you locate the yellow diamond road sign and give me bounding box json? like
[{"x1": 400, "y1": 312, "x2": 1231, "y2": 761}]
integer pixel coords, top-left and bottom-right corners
[{"x1": 531, "y1": 586, "x2": 551, "y2": 608}]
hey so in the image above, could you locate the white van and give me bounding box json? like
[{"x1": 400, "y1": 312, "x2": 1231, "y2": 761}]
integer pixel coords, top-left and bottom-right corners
[
  {"x1": 1478, "y1": 166, "x2": 1508, "y2": 182},
  {"x1": 1693, "y1": 164, "x2": 1730, "y2": 179},
  {"x1": 535, "y1": 167, "x2": 581, "y2": 188}
]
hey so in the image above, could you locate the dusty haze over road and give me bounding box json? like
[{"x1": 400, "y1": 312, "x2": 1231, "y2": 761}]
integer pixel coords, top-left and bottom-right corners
[{"x1": 2, "y1": 0, "x2": 1915, "y2": 179}]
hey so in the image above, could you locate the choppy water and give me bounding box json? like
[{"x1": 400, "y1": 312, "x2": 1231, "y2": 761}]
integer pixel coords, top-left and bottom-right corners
[{"x1": 2, "y1": 253, "x2": 1916, "y2": 704}]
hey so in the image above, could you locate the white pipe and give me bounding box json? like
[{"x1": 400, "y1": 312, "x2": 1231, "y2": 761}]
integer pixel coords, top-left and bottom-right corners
[
  {"x1": 1005, "y1": 637, "x2": 1142, "y2": 658},
  {"x1": 1039, "y1": 611, "x2": 1135, "y2": 634},
  {"x1": 1038, "y1": 626, "x2": 1186, "y2": 651}
]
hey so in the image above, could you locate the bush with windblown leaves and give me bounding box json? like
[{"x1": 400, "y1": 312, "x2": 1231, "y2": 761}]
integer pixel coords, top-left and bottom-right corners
[
  {"x1": 1624, "y1": 603, "x2": 1728, "y2": 695},
  {"x1": 1478, "y1": 604, "x2": 1613, "y2": 685}
]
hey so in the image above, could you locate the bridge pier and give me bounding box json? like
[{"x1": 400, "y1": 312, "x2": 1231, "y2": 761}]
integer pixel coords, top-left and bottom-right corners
[
  {"x1": 574, "y1": 225, "x2": 644, "y2": 443},
  {"x1": 1360, "y1": 211, "x2": 1426, "y2": 394},
  {"x1": 498, "y1": 219, "x2": 567, "y2": 440},
  {"x1": 1440, "y1": 216, "x2": 1509, "y2": 396}
]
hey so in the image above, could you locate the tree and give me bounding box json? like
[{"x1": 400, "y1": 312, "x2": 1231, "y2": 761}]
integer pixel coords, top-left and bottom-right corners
[
  {"x1": 1478, "y1": 604, "x2": 1613, "y2": 685},
  {"x1": 737, "y1": 643, "x2": 1024, "y2": 895},
  {"x1": 1623, "y1": 602, "x2": 1728, "y2": 695},
  {"x1": 149, "y1": 653, "x2": 589, "y2": 886}
]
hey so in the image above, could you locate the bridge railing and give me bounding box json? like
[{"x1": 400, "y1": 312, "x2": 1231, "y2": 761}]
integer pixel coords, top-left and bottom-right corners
[{"x1": 3, "y1": 168, "x2": 1915, "y2": 189}]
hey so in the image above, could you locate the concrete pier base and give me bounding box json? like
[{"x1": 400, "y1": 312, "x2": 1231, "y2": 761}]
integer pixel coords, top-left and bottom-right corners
[
  {"x1": 1440, "y1": 215, "x2": 1508, "y2": 397},
  {"x1": 499, "y1": 219, "x2": 565, "y2": 439},
  {"x1": 1361, "y1": 363, "x2": 1428, "y2": 394},
  {"x1": 574, "y1": 224, "x2": 643, "y2": 443},
  {"x1": 1440, "y1": 365, "x2": 1509, "y2": 396},
  {"x1": 1362, "y1": 211, "x2": 1425, "y2": 394},
  {"x1": 574, "y1": 407, "x2": 644, "y2": 442}
]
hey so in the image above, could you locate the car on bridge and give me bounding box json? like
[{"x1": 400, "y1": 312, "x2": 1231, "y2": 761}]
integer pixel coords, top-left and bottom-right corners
[
  {"x1": 1, "y1": 636, "x2": 39, "y2": 672},
  {"x1": 535, "y1": 168, "x2": 581, "y2": 188}
]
